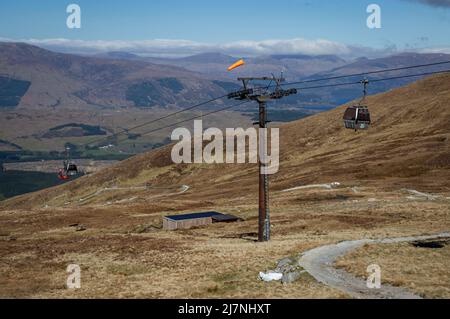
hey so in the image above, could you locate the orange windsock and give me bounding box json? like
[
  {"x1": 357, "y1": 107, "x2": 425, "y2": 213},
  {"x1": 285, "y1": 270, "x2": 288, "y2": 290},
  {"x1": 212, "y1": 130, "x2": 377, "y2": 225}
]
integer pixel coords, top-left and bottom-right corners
[{"x1": 227, "y1": 59, "x2": 245, "y2": 71}]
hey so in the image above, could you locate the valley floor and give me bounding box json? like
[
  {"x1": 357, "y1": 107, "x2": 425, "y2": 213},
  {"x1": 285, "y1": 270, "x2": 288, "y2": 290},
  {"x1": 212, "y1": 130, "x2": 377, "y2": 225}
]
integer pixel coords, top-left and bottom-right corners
[{"x1": 1, "y1": 183, "x2": 449, "y2": 298}]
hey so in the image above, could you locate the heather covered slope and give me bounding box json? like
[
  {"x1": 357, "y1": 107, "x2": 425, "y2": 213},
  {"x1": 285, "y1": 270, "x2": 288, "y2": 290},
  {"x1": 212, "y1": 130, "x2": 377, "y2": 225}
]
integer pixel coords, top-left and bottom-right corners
[
  {"x1": 2, "y1": 73, "x2": 449, "y2": 209},
  {"x1": 1, "y1": 75, "x2": 449, "y2": 299}
]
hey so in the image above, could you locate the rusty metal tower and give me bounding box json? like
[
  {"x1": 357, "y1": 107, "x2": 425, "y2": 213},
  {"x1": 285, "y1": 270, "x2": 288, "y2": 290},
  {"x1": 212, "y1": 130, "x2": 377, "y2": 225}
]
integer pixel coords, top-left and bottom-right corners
[{"x1": 228, "y1": 75, "x2": 297, "y2": 242}]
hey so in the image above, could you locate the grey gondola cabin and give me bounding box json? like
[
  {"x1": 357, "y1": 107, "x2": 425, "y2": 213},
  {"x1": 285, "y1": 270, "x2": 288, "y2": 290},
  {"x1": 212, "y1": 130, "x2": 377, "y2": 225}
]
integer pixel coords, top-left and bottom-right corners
[
  {"x1": 343, "y1": 106, "x2": 371, "y2": 130},
  {"x1": 65, "y1": 161, "x2": 78, "y2": 176}
]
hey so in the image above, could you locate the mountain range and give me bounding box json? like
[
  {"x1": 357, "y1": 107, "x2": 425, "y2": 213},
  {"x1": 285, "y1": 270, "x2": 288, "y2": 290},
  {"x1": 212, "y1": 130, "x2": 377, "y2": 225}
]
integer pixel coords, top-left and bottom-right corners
[
  {"x1": 1, "y1": 42, "x2": 450, "y2": 155},
  {"x1": 0, "y1": 42, "x2": 233, "y2": 110},
  {"x1": 2, "y1": 42, "x2": 449, "y2": 111}
]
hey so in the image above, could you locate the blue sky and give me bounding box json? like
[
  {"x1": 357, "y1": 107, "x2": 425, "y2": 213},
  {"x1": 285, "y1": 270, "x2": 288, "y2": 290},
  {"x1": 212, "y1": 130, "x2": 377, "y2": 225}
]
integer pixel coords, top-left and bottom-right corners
[{"x1": 1, "y1": 0, "x2": 449, "y2": 57}]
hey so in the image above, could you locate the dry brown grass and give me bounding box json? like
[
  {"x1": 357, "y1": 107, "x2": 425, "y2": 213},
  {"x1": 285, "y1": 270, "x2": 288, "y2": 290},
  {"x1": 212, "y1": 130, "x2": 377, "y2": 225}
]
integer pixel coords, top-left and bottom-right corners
[
  {"x1": 1, "y1": 74, "x2": 450, "y2": 298},
  {"x1": 1, "y1": 185, "x2": 449, "y2": 298},
  {"x1": 335, "y1": 241, "x2": 450, "y2": 298}
]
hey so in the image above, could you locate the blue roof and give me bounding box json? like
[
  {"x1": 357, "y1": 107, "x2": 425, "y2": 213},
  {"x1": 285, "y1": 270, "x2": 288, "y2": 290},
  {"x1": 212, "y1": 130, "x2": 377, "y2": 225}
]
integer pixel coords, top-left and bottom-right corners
[{"x1": 165, "y1": 211, "x2": 223, "y2": 221}]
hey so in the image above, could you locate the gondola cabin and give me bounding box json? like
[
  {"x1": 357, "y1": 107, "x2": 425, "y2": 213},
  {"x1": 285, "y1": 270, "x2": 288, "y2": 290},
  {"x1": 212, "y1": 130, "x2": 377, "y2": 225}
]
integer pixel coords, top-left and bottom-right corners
[
  {"x1": 58, "y1": 161, "x2": 78, "y2": 180},
  {"x1": 343, "y1": 106, "x2": 371, "y2": 130},
  {"x1": 65, "y1": 162, "x2": 78, "y2": 176},
  {"x1": 58, "y1": 169, "x2": 70, "y2": 180}
]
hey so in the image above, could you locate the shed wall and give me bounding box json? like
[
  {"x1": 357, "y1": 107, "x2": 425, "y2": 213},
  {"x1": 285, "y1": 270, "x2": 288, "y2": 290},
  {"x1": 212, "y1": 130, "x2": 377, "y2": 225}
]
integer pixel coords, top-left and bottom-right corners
[{"x1": 163, "y1": 217, "x2": 213, "y2": 230}]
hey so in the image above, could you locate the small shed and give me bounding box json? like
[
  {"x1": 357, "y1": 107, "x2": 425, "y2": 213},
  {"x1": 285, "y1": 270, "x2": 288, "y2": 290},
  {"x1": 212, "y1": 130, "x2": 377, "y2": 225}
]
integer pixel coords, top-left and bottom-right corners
[{"x1": 163, "y1": 211, "x2": 240, "y2": 230}]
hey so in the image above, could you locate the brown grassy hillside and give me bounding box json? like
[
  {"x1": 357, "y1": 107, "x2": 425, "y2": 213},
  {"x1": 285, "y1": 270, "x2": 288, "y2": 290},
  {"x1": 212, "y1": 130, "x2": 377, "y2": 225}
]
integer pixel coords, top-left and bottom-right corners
[
  {"x1": 2, "y1": 73, "x2": 449, "y2": 210},
  {"x1": 0, "y1": 42, "x2": 229, "y2": 109},
  {"x1": 1, "y1": 74, "x2": 449, "y2": 299}
]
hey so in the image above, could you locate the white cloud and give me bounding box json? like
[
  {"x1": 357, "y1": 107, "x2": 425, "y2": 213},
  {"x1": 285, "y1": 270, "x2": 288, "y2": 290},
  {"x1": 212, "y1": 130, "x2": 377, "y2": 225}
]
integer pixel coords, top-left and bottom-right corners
[
  {"x1": 6, "y1": 36, "x2": 440, "y2": 59},
  {"x1": 0, "y1": 37, "x2": 372, "y2": 58},
  {"x1": 219, "y1": 38, "x2": 352, "y2": 56}
]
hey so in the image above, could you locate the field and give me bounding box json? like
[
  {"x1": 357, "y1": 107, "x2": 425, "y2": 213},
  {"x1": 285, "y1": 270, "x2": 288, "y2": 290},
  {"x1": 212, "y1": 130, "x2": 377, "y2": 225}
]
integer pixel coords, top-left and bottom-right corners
[
  {"x1": 0, "y1": 107, "x2": 253, "y2": 153},
  {"x1": 0, "y1": 185, "x2": 449, "y2": 298}
]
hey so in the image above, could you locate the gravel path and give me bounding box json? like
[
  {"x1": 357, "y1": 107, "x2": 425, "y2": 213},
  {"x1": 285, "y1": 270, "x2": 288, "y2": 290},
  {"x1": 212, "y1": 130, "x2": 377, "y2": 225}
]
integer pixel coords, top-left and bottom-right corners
[{"x1": 298, "y1": 232, "x2": 450, "y2": 299}]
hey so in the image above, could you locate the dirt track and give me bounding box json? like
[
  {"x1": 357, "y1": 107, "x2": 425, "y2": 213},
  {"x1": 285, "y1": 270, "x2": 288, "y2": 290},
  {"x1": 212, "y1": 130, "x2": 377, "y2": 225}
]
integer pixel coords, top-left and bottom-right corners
[{"x1": 299, "y1": 233, "x2": 450, "y2": 299}]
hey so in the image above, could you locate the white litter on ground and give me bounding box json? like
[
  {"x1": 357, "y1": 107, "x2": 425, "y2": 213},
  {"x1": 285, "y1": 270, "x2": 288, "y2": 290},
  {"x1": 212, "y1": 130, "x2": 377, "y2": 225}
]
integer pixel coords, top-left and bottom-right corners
[
  {"x1": 259, "y1": 271, "x2": 283, "y2": 282},
  {"x1": 282, "y1": 182, "x2": 341, "y2": 193}
]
